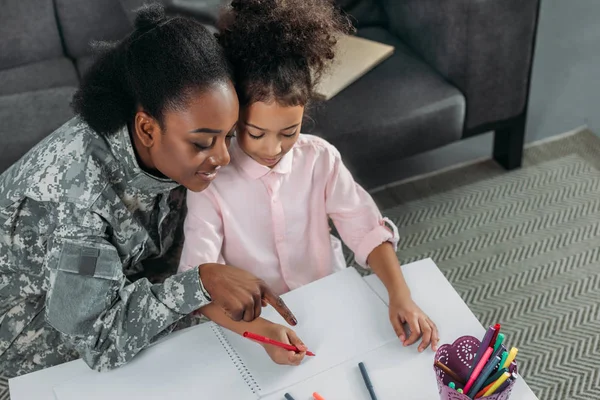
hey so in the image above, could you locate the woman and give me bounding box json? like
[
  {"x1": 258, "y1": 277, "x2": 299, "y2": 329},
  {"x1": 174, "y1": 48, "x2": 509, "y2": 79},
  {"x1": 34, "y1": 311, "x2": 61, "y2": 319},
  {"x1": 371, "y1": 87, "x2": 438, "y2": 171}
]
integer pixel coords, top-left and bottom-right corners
[{"x1": 0, "y1": 4, "x2": 294, "y2": 377}]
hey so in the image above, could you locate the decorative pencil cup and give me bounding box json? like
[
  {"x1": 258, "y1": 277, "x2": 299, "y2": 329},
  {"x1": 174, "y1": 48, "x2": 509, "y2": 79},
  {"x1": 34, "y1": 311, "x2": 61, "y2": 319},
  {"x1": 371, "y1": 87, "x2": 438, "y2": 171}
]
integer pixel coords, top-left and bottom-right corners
[{"x1": 434, "y1": 336, "x2": 517, "y2": 400}]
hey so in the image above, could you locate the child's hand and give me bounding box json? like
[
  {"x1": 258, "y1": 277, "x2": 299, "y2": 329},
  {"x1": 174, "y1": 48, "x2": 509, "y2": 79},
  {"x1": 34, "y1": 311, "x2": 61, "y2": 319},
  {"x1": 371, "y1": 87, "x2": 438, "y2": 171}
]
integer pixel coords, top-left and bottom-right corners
[
  {"x1": 255, "y1": 319, "x2": 307, "y2": 366},
  {"x1": 389, "y1": 293, "x2": 439, "y2": 352}
]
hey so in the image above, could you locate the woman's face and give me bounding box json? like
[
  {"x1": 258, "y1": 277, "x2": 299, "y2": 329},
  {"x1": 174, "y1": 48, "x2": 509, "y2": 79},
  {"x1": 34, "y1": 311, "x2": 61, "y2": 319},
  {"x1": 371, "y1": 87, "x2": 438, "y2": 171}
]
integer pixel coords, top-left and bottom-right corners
[
  {"x1": 133, "y1": 81, "x2": 239, "y2": 192},
  {"x1": 238, "y1": 101, "x2": 304, "y2": 168}
]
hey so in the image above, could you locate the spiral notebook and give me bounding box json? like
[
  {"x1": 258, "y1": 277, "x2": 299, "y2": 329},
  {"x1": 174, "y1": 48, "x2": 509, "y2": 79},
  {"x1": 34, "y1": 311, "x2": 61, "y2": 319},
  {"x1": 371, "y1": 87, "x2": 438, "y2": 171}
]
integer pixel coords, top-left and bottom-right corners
[{"x1": 53, "y1": 267, "x2": 398, "y2": 399}]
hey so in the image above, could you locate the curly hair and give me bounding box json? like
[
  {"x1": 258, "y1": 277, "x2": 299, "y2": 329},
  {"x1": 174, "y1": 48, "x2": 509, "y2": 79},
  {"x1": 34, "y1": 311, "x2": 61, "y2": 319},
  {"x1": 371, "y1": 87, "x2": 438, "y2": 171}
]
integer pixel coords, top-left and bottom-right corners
[
  {"x1": 72, "y1": 3, "x2": 232, "y2": 135},
  {"x1": 217, "y1": 0, "x2": 354, "y2": 107}
]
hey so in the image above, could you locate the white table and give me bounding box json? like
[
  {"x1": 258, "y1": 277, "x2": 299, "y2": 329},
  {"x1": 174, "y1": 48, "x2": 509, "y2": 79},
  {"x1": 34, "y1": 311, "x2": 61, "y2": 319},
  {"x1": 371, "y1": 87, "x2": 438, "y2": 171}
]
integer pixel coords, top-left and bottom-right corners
[{"x1": 9, "y1": 259, "x2": 539, "y2": 399}]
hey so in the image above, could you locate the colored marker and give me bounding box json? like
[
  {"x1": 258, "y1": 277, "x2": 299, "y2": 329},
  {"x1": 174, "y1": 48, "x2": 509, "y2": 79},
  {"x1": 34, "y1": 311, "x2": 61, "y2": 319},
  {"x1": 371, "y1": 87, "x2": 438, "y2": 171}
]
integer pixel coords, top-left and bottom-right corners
[
  {"x1": 243, "y1": 332, "x2": 315, "y2": 356},
  {"x1": 483, "y1": 372, "x2": 511, "y2": 396},
  {"x1": 469, "y1": 325, "x2": 496, "y2": 374},
  {"x1": 503, "y1": 347, "x2": 518, "y2": 369},
  {"x1": 493, "y1": 333, "x2": 505, "y2": 353},
  {"x1": 359, "y1": 362, "x2": 378, "y2": 400},
  {"x1": 449, "y1": 382, "x2": 456, "y2": 390},
  {"x1": 489, "y1": 323, "x2": 501, "y2": 348},
  {"x1": 457, "y1": 389, "x2": 463, "y2": 394},
  {"x1": 313, "y1": 392, "x2": 326, "y2": 400},
  {"x1": 464, "y1": 347, "x2": 493, "y2": 393},
  {"x1": 475, "y1": 382, "x2": 494, "y2": 399},
  {"x1": 498, "y1": 351, "x2": 509, "y2": 371},
  {"x1": 284, "y1": 394, "x2": 296, "y2": 400},
  {"x1": 434, "y1": 360, "x2": 465, "y2": 384},
  {"x1": 509, "y1": 361, "x2": 517, "y2": 373},
  {"x1": 497, "y1": 373, "x2": 518, "y2": 392},
  {"x1": 484, "y1": 367, "x2": 509, "y2": 387},
  {"x1": 467, "y1": 355, "x2": 502, "y2": 398}
]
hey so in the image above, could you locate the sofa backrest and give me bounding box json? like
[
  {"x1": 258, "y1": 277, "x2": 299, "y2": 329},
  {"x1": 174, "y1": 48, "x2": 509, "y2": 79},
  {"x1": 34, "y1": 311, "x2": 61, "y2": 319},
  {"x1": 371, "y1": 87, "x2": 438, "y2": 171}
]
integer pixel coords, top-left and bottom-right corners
[
  {"x1": 0, "y1": 0, "x2": 64, "y2": 70},
  {"x1": 336, "y1": 0, "x2": 387, "y2": 29},
  {"x1": 55, "y1": 0, "x2": 135, "y2": 60}
]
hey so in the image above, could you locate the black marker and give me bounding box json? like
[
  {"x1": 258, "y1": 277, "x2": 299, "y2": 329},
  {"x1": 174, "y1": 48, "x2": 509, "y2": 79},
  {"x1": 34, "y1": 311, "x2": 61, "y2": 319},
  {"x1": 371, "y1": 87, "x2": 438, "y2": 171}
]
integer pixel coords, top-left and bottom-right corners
[
  {"x1": 284, "y1": 393, "x2": 296, "y2": 400},
  {"x1": 359, "y1": 362, "x2": 378, "y2": 400}
]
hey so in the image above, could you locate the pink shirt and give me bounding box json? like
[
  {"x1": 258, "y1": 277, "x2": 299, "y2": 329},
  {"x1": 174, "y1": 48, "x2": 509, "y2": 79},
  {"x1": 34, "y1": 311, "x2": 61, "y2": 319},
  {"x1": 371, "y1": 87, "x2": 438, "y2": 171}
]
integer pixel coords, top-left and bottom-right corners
[{"x1": 179, "y1": 134, "x2": 399, "y2": 295}]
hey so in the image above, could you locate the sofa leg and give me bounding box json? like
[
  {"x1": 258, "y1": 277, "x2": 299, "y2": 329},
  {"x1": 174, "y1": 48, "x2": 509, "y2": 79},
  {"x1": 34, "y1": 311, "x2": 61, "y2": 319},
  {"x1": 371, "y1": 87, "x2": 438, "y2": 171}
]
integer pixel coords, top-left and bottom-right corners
[{"x1": 493, "y1": 118, "x2": 526, "y2": 170}]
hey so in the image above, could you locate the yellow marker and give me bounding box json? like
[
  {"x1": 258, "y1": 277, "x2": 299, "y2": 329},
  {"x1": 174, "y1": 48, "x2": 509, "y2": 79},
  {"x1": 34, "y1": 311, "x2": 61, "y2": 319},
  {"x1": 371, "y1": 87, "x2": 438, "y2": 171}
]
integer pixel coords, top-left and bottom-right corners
[
  {"x1": 503, "y1": 347, "x2": 518, "y2": 369},
  {"x1": 483, "y1": 372, "x2": 511, "y2": 396}
]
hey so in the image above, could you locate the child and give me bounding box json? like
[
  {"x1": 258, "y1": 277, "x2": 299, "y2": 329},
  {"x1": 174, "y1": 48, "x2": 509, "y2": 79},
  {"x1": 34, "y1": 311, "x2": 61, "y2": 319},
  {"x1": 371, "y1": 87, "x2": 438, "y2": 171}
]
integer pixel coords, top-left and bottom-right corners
[{"x1": 179, "y1": 0, "x2": 439, "y2": 365}]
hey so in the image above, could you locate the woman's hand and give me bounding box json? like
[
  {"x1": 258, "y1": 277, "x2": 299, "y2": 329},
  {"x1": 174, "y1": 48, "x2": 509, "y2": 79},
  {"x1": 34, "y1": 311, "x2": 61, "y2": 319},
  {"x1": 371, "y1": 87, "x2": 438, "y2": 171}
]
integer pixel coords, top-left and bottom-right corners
[
  {"x1": 389, "y1": 292, "x2": 439, "y2": 352},
  {"x1": 198, "y1": 263, "x2": 297, "y2": 325},
  {"x1": 254, "y1": 319, "x2": 307, "y2": 366}
]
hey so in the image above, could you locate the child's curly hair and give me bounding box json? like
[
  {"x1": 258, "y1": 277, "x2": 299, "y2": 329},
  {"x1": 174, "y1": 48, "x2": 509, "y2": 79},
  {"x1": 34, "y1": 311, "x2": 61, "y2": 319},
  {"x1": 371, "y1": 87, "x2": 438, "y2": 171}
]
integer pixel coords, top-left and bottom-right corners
[{"x1": 217, "y1": 0, "x2": 354, "y2": 107}]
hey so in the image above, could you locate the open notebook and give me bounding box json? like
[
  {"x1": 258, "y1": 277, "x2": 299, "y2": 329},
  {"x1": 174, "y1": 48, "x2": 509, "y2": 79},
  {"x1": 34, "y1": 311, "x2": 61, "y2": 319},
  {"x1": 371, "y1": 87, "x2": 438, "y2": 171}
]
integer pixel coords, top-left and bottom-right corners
[{"x1": 53, "y1": 267, "x2": 397, "y2": 399}]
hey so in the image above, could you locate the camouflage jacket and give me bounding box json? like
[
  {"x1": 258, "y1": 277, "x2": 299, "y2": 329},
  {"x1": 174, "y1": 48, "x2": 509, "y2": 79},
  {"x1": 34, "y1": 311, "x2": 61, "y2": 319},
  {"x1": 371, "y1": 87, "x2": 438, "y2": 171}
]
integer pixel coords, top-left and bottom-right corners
[{"x1": 0, "y1": 117, "x2": 211, "y2": 371}]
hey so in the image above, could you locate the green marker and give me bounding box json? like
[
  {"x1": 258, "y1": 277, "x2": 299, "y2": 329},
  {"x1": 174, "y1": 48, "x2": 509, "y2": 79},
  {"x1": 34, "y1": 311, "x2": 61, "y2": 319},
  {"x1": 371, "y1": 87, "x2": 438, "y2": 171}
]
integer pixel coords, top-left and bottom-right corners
[
  {"x1": 499, "y1": 351, "x2": 509, "y2": 370},
  {"x1": 449, "y1": 382, "x2": 456, "y2": 390},
  {"x1": 458, "y1": 389, "x2": 463, "y2": 393},
  {"x1": 493, "y1": 333, "x2": 505, "y2": 353}
]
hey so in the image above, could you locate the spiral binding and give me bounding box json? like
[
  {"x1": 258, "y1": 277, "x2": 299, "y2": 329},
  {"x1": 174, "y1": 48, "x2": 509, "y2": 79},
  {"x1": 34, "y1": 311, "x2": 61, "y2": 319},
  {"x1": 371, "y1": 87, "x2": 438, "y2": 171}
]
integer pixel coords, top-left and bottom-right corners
[{"x1": 211, "y1": 324, "x2": 262, "y2": 395}]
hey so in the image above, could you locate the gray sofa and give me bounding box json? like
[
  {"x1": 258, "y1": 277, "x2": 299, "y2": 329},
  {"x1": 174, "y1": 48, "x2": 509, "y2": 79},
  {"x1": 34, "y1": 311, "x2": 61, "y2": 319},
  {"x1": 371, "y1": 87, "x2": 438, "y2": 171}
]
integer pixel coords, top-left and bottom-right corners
[
  {"x1": 314, "y1": 0, "x2": 541, "y2": 186},
  {"x1": 0, "y1": 0, "x2": 146, "y2": 173},
  {"x1": 0, "y1": 0, "x2": 541, "y2": 188}
]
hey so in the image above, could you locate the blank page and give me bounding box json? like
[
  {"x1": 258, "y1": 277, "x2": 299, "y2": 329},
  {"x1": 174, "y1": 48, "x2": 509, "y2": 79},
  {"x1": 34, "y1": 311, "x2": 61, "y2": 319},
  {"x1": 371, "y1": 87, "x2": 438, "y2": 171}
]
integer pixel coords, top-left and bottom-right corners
[
  {"x1": 53, "y1": 322, "x2": 257, "y2": 400},
  {"x1": 220, "y1": 267, "x2": 398, "y2": 396}
]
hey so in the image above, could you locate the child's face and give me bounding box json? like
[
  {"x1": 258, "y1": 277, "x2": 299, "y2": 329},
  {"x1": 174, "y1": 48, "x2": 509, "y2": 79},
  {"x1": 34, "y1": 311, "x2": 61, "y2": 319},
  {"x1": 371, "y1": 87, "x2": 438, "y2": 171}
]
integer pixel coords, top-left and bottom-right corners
[{"x1": 238, "y1": 101, "x2": 304, "y2": 168}]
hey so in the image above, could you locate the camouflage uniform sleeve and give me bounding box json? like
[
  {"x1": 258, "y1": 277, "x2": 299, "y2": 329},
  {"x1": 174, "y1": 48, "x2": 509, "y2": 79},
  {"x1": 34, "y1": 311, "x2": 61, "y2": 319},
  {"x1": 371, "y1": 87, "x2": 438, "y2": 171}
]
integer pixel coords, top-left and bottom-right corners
[{"x1": 44, "y1": 223, "x2": 211, "y2": 372}]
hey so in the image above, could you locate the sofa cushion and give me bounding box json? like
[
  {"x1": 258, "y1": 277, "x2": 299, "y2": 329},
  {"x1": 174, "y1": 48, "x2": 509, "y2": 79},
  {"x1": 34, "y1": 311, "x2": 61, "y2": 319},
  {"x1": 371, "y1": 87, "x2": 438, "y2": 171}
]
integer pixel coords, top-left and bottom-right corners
[
  {"x1": 0, "y1": 0, "x2": 64, "y2": 70},
  {"x1": 0, "y1": 58, "x2": 79, "y2": 96},
  {"x1": 55, "y1": 0, "x2": 133, "y2": 59},
  {"x1": 309, "y1": 28, "x2": 465, "y2": 172},
  {"x1": 0, "y1": 88, "x2": 77, "y2": 173}
]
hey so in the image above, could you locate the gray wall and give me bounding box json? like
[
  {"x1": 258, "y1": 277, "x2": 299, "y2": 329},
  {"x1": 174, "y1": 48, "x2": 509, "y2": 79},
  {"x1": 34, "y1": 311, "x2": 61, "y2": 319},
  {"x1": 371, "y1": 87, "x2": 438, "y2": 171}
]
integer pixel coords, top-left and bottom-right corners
[
  {"x1": 372, "y1": 0, "x2": 600, "y2": 190},
  {"x1": 526, "y1": 0, "x2": 600, "y2": 141}
]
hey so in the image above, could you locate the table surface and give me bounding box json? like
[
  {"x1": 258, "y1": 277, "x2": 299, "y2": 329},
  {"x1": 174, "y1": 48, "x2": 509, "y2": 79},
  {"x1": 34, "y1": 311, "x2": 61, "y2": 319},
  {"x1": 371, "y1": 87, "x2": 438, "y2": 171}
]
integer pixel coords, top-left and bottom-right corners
[{"x1": 9, "y1": 258, "x2": 539, "y2": 400}]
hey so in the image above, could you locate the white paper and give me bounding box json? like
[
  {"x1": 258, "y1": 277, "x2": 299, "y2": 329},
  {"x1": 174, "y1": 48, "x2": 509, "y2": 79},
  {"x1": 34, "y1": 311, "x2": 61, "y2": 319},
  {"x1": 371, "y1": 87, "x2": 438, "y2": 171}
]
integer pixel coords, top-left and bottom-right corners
[
  {"x1": 9, "y1": 359, "x2": 92, "y2": 400},
  {"x1": 262, "y1": 340, "x2": 439, "y2": 400},
  {"x1": 220, "y1": 267, "x2": 398, "y2": 396},
  {"x1": 53, "y1": 322, "x2": 257, "y2": 400},
  {"x1": 263, "y1": 259, "x2": 539, "y2": 400}
]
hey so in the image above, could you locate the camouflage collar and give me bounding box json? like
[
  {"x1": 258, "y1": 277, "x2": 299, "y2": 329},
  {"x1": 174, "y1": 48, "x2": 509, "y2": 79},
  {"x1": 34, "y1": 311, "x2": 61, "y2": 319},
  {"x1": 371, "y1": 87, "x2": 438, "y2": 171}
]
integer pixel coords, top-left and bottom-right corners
[{"x1": 109, "y1": 125, "x2": 180, "y2": 193}]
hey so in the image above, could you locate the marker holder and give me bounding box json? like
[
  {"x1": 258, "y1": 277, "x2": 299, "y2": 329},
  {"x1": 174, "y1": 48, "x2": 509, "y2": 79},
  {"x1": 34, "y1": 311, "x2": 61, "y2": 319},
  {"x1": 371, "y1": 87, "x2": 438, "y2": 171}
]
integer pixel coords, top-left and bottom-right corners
[{"x1": 434, "y1": 335, "x2": 518, "y2": 400}]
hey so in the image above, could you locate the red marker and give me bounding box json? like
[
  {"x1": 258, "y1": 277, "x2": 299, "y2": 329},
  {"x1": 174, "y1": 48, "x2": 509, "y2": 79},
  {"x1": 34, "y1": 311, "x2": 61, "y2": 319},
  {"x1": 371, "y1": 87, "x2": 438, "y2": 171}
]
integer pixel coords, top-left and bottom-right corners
[
  {"x1": 489, "y1": 324, "x2": 501, "y2": 349},
  {"x1": 243, "y1": 331, "x2": 315, "y2": 356}
]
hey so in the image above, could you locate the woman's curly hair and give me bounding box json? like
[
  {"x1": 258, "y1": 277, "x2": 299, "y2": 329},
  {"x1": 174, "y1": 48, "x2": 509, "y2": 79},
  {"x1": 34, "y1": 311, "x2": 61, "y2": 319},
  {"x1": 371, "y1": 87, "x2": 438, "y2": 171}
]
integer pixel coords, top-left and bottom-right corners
[{"x1": 217, "y1": 0, "x2": 354, "y2": 107}]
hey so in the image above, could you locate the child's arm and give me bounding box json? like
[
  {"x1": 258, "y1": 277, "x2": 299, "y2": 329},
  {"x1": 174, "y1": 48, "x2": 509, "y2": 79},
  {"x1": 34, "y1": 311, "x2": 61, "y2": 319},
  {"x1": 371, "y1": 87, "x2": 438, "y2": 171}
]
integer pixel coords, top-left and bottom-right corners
[
  {"x1": 367, "y1": 242, "x2": 439, "y2": 352},
  {"x1": 322, "y1": 143, "x2": 438, "y2": 351},
  {"x1": 199, "y1": 303, "x2": 307, "y2": 365}
]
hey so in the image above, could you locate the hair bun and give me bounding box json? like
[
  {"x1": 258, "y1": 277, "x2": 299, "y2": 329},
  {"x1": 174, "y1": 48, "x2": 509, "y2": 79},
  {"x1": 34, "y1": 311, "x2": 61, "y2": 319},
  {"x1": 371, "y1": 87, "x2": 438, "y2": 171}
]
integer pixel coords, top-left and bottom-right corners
[
  {"x1": 218, "y1": 0, "x2": 353, "y2": 86},
  {"x1": 134, "y1": 3, "x2": 167, "y2": 32}
]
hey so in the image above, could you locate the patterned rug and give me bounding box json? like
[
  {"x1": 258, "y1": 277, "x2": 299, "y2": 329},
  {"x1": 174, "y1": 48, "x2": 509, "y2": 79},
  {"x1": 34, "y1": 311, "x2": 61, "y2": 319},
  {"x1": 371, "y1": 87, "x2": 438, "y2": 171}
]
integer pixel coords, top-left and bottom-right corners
[{"x1": 356, "y1": 129, "x2": 600, "y2": 400}]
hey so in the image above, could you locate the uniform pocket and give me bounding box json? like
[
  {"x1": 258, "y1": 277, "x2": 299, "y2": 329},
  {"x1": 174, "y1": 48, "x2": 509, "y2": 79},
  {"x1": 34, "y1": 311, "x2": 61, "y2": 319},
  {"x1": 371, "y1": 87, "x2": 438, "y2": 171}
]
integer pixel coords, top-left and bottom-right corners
[{"x1": 46, "y1": 240, "x2": 122, "y2": 336}]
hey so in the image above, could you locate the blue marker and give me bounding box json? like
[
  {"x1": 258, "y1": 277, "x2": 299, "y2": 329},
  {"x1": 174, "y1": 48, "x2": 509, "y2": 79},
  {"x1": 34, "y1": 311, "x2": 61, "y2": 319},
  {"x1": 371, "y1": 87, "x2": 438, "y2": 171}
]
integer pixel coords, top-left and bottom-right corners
[
  {"x1": 467, "y1": 355, "x2": 502, "y2": 398},
  {"x1": 284, "y1": 393, "x2": 296, "y2": 400}
]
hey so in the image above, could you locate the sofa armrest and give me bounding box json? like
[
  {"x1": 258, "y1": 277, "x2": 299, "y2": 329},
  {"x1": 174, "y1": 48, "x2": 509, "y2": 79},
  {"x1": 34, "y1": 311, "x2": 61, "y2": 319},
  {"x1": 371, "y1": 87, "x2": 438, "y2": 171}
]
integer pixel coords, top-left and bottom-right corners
[{"x1": 379, "y1": 0, "x2": 540, "y2": 130}]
